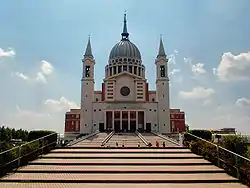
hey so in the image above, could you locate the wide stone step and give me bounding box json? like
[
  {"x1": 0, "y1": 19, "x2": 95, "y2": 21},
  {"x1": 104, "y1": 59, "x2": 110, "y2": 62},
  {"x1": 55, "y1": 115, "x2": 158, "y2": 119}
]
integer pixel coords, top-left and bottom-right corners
[
  {"x1": 64, "y1": 146, "x2": 187, "y2": 149},
  {"x1": 53, "y1": 148, "x2": 190, "y2": 153},
  {"x1": 51, "y1": 150, "x2": 191, "y2": 154},
  {"x1": 0, "y1": 183, "x2": 247, "y2": 188},
  {"x1": 29, "y1": 158, "x2": 211, "y2": 165},
  {"x1": 0, "y1": 173, "x2": 239, "y2": 183},
  {"x1": 42, "y1": 153, "x2": 201, "y2": 159},
  {"x1": 18, "y1": 164, "x2": 225, "y2": 173}
]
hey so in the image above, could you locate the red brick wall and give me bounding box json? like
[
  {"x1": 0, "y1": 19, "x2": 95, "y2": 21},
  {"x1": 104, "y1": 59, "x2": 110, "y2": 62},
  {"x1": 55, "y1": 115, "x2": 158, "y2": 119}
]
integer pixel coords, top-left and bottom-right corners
[
  {"x1": 170, "y1": 112, "x2": 186, "y2": 132},
  {"x1": 65, "y1": 113, "x2": 80, "y2": 133}
]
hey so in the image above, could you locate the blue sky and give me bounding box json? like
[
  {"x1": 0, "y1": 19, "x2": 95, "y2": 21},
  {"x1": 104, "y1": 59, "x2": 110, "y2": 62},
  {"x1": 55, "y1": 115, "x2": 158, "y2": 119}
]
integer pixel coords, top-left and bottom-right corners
[{"x1": 0, "y1": 0, "x2": 250, "y2": 134}]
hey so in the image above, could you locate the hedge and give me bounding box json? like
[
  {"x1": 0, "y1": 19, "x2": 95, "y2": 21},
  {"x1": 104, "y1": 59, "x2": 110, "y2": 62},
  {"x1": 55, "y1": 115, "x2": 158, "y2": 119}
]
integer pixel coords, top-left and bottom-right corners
[
  {"x1": 28, "y1": 130, "x2": 56, "y2": 141},
  {"x1": 0, "y1": 130, "x2": 57, "y2": 177},
  {"x1": 187, "y1": 135, "x2": 250, "y2": 186},
  {"x1": 184, "y1": 129, "x2": 212, "y2": 145}
]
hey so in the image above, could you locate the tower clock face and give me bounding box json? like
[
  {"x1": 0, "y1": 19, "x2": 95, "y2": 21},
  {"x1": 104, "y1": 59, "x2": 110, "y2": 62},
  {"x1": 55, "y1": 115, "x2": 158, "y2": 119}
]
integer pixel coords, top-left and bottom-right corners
[{"x1": 120, "y1": 86, "x2": 130, "y2": 96}]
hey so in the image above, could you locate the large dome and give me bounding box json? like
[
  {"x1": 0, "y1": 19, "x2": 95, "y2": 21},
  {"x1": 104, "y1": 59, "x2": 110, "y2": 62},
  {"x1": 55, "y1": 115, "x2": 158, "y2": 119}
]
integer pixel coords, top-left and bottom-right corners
[{"x1": 109, "y1": 39, "x2": 141, "y2": 60}]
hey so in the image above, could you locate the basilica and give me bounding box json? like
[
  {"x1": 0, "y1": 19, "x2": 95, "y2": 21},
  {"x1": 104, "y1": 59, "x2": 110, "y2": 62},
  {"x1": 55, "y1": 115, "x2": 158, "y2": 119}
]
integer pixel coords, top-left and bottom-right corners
[{"x1": 64, "y1": 14, "x2": 185, "y2": 139}]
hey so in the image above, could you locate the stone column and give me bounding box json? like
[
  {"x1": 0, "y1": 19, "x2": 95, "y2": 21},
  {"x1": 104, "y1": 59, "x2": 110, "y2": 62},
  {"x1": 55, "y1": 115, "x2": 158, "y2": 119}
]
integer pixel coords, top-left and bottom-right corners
[
  {"x1": 104, "y1": 111, "x2": 106, "y2": 130},
  {"x1": 120, "y1": 111, "x2": 122, "y2": 131},
  {"x1": 112, "y1": 111, "x2": 114, "y2": 130},
  {"x1": 128, "y1": 111, "x2": 131, "y2": 131},
  {"x1": 136, "y1": 111, "x2": 139, "y2": 130},
  {"x1": 144, "y1": 110, "x2": 146, "y2": 132}
]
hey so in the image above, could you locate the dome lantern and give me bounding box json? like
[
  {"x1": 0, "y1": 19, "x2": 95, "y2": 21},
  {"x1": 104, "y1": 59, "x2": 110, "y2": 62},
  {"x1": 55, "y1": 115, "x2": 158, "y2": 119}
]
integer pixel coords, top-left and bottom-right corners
[{"x1": 109, "y1": 13, "x2": 141, "y2": 61}]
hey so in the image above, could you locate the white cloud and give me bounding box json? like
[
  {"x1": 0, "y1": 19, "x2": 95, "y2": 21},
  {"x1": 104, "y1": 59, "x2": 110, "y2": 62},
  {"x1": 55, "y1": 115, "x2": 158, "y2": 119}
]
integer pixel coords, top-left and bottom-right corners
[
  {"x1": 13, "y1": 72, "x2": 30, "y2": 80},
  {"x1": 214, "y1": 52, "x2": 250, "y2": 81},
  {"x1": 179, "y1": 87, "x2": 215, "y2": 100},
  {"x1": 35, "y1": 72, "x2": 47, "y2": 84},
  {"x1": 4, "y1": 97, "x2": 79, "y2": 133},
  {"x1": 45, "y1": 97, "x2": 80, "y2": 112},
  {"x1": 0, "y1": 48, "x2": 15, "y2": 57},
  {"x1": 12, "y1": 60, "x2": 54, "y2": 84},
  {"x1": 184, "y1": 57, "x2": 192, "y2": 65},
  {"x1": 41, "y1": 60, "x2": 53, "y2": 76},
  {"x1": 203, "y1": 99, "x2": 212, "y2": 106},
  {"x1": 191, "y1": 63, "x2": 206, "y2": 75},
  {"x1": 170, "y1": 68, "x2": 180, "y2": 75},
  {"x1": 235, "y1": 97, "x2": 250, "y2": 108},
  {"x1": 168, "y1": 49, "x2": 179, "y2": 64}
]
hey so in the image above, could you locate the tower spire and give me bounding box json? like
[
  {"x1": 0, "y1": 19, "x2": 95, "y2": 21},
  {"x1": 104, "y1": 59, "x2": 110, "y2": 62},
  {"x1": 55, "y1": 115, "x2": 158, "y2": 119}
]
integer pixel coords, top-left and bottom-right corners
[
  {"x1": 157, "y1": 35, "x2": 166, "y2": 58},
  {"x1": 84, "y1": 35, "x2": 93, "y2": 58},
  {"x1": 121, "y1": 11, "x2": 129, "y2": 40}
]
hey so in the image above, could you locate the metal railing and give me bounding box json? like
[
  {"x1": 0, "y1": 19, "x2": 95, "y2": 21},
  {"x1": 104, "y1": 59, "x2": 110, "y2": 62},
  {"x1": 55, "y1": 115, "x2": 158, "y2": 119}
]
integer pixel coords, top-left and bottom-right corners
[
  {"x1": 101, "y1": 130, "x2": 115, "y2": 146},
  {"x1": 66, "y1": 130, "x2": 99, "y2": 146},
  {"x1": 0, "y1": 133, "x2": 57, "y2": 175},
  {"x1": 152, "y1": 131, "x2": 182, "y2": 146},
  {"x1": 135, "y1": 130, "x2": 149, "y2": 146},
  {"x1": 186, "y1": 133, "x2": 250, "y2": 181}
]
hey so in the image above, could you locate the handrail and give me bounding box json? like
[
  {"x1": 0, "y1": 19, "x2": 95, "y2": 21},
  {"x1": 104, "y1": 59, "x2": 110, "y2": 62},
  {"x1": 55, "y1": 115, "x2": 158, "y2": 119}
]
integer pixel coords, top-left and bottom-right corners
[
  {"x1": 135, "y1": 131, "x2": 149, "y2": 146},
  {"x1": 186, "y1": 132, "x2": 250, "y2": 179},
  {"x1": 151, "y1": 131, "x2": 181, "y2": 146},
  {"x1": 0, "y1": 133, "x2": 56, "y2": 155},
  {"x1": 0, "y1": 133, "x2": 57, "y2": 171},
  {"x1": 187, "y1": 132, "x2": 250, "y2": 162},
  {"x1": 101, "y1": 130, "x2": 115, "y2": 146},
  {"x1": 67, "y1": 130, "x2": 99, "y2": 146}
]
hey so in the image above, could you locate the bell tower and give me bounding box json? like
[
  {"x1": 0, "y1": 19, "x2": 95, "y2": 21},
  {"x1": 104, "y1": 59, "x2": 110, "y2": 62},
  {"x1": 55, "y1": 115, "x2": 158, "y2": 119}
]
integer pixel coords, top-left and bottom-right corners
[
  {"x1": 155, "y1": 36, "x2": 170, "y2": 133},
  {"x1": 80, "y1": 37, "x2": 95, "y2": 134}
]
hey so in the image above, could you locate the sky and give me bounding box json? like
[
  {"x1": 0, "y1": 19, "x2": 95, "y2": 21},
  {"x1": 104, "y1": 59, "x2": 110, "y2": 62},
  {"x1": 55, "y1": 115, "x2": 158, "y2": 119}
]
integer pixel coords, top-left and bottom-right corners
[{"x1": 0, "y1": 0, "x2": 250, "y2": 134}]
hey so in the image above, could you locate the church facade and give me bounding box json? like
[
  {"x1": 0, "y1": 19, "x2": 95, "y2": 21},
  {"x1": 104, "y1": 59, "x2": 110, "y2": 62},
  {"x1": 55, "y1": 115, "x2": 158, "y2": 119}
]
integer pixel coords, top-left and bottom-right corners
[{"x1": 65, "y1": 14, "x2": 172, "y2": 139}]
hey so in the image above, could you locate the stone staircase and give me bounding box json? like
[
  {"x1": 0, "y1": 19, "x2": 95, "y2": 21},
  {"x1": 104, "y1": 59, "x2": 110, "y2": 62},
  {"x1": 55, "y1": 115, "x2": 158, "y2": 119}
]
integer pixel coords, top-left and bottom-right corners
[
  {"x1": 105, "y1": 132, "x2": 146, "y2": 147},
  {"x1": 71, "y1": 132, "x2": 108, "y2": 147},
  {"x1": 0, "y1": 133, "x2": 247, "y2": 187},
  {"x1": 141, "y1": 132, "x2": 179, "y2": 147}
]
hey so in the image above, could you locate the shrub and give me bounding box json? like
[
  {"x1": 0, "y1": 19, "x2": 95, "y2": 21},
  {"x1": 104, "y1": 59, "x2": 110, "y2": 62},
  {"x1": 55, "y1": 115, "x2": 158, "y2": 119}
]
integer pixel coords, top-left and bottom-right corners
[
  {"x1": 247, "y1": 146, "x2": 250, "y2": 159},
  {"x1": 221, "y1": 135, "x2": 248, "y2": 156},
  {"x1": 184, "y1": 130, "x2": 212, "y2": 145},
  {"x1": 28, "y1": 130, "x2": 56, "y2": 141}
]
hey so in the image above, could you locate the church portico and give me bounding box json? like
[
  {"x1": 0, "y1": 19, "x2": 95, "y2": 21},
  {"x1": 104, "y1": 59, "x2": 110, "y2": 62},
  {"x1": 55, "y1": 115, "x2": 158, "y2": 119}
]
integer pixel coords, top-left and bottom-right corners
[{"x1": 104, "y1": 109, "x2": 146, "y2": 132}]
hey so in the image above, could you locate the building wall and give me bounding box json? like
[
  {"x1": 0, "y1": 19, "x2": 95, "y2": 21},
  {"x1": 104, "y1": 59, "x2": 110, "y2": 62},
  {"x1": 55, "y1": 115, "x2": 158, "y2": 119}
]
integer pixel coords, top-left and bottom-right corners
[
  {"x1": 64, "y1": 109, "x2": 81, "y2": 140},
  {"x1": 64, "y1": 106, "x2": 185, "y2": 138},
  {"x1": 170, "y1": 109, "x2": 186, "y2": 132}
]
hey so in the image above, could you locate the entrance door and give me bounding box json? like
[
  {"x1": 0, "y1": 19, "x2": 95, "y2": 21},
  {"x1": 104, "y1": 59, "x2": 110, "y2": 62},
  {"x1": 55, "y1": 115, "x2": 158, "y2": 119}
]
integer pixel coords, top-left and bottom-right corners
[
  {"x1": 146, "y1": 123, "x2": 151, "y2": 132},
  {"x1": 130, "y1": 121, "x2": 136, "y2": 132},
  {"x1": 122, "y1": 120, "x2": 128, "y2": 132},
  {"x1": 114, "y1": 121, "x2": 120, "y2": 132},
  {"x1": 99, "y1": 123, "x2": 104, "y2": 132}
]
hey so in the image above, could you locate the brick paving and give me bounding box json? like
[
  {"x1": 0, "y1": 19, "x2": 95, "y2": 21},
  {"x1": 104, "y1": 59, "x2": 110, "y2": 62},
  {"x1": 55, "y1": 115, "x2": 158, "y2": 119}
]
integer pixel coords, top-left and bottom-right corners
[
  {"x1": 43, "y1": 152, "x2": 201, "y2": 158},
  {"x1": 52, "y1": 148, "x2": 190, "y2": 153},
  {"x1": 0, "y1": 183, "x2": 247, "y2": 188},
  {"x1": 19, "y1": 164, "x2": 224, "y2": 172},
  {"x1": 52, "y1": 147, "x2": 189, "y2": 154},
  {"x1": 30, "y1": 158, "x2": 211, "y2": 164},
  {"x1": 1, "y1": 173, "x2": 238, "y2": 181}
]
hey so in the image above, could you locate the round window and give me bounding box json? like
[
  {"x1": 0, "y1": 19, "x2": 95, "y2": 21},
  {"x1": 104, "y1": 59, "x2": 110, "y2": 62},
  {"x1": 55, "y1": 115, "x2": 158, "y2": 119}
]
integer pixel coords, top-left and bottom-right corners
[{"x1": 120, "y1": 86, "x2": 130, "y2": 96}]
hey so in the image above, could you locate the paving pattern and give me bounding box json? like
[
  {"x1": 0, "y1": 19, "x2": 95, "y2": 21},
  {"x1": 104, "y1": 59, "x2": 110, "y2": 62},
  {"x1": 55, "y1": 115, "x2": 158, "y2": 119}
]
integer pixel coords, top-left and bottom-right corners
[{"x1": 0, "y1": 132, "x2": 247, "y2": 187}]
